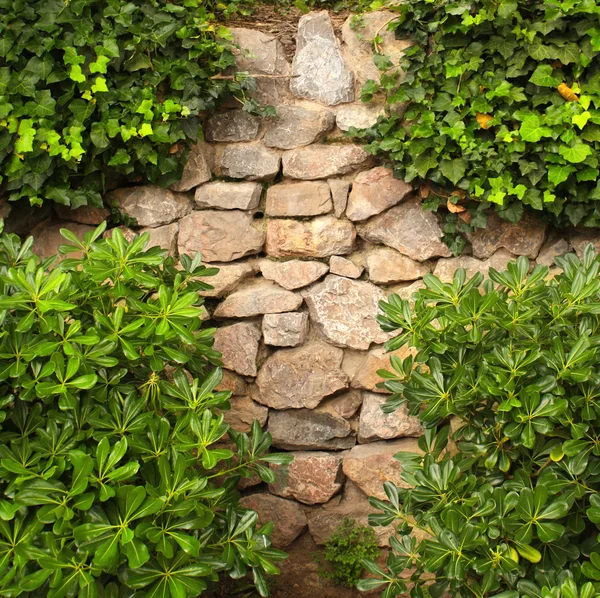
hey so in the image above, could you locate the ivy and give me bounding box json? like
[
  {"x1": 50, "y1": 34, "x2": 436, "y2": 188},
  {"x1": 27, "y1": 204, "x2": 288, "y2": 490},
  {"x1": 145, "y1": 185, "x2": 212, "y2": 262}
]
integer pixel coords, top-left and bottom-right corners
[
  {"x1": 355, "y1": 0, "x2": 600, "y2": 238},
  {"x1": 0, "y1": 0, "x2": 260, "y2": 209}
]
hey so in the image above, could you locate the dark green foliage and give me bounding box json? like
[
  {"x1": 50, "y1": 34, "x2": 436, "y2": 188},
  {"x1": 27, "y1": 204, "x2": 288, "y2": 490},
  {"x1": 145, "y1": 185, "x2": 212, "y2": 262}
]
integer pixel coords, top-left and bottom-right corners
[
  {"x1": 358, "y1": 246, "x2": 600, "y2": 597},
  {"x1": 0, "y1": 222, "x2": 292, "y2": 597},
  {"x1": 315, "y1": 517, "x2": 379, "y2": 587},
  {"x1": 0, "y1": 0, "x2": 262, "y2": 209},
  {"x1": 355, "y1": 0, "x2": 600, "y2": 240}
]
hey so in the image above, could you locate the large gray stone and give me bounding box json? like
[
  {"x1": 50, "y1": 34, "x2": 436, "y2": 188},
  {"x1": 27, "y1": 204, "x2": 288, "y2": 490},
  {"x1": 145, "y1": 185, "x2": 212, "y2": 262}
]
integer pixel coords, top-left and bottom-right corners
[
  {"x1": 262, "y1": 312, "x2": 309, "y2": 347},
  {"x1": 54, "y1": 204, "x2": 110, "y2": 225},
  {"x1": 357, "y1": 197, "x2": 452, "y2": 261},
  {"x1": 366, "y1": 246, "x2": 430, "y2": 284},
  {"x1": 213, "y1": 279, "x2": 302, "y2": 318},
  {"x1": 351, "y1": 345, "x2": 414, "y2": 393},
  {"x1": 108, "y1": 186, "x2": 192, "y2": 227},
  {"x1": 266, "y1": 181, "x2": 332, "y2": 217},
  {"x1": 195, "y1": 181, "x2": 262, "y2": 211},
  {"x1": 266, "y1": 216, "x2": 356, "y2": 258},
  {"x1": 358, "y1": 392, "x2": 423, "y2": 443},
  {"x1": 216, "y1": 143, "x2": 281, "y2": 181},
  {"x1": 433, "y1": 249, "x2": 514, "y2": 283},
  {"x1": 256, "y1": 340, "x2": 348, "y2": 409},
  {"x1": 282, "y1": 144, "x2": 371, "y2": 180},
  {"x1": 206, "y1": 110, "x2": 261, "y2": 143},
  {"x1": 304, "y1": 275, "x2": 392, "y2": 350},
  {"x1": 139, "y1": 223, "x2": 179, "y2": 255},
  {"x1": 264, "y1": 105, "x2": 335, "y2": 149},
  {"x1": 291, "y1": 12, "x2": 354, "y2": 106},
  {"x1": 346, "y1": 167, "x2": 412, "y2": 222},
  {"x1": 213, "y1": 322, "x2": 261, "y2": 377},
  {"x1": 336, "y1": 104, "x2": 386, "y2": 131},
  {"x1": 259, "y1": 259, "x2": 329, "y2": 290},
  {"x1": 536, "y1": 237, "x2": 569, "y2": 267},
  {"x1": 198, "y1": 262, "x2": 257, "y2": 298},
  {"x1": 329, "y1": 255, "x2": 363, "y2": 279},
  {"x1": 328, "y1": 179, "x2": 350, "y2": 218},
  {"x1": 178, "y1": 211, "x2": 264, "y2": 262},
  {"x1": 170, "y1": 142, "x2": 213, "y2": 192},
  {"x1": 223, "y1": 396, "x2": 268, "y2": 433},
  {"x1": 268, "y1": 408, "x2": 355, "y2": 450}
]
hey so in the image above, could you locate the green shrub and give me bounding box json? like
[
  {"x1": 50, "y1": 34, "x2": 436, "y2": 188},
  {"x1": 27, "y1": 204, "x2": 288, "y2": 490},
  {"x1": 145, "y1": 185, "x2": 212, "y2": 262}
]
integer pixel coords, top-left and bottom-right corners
[
  {"x1": 0, "y1": 222, "x2": 292, "y2": 597},
  {"x1": 355, "y1": 0, "x2": 600, "y2": 251},
  {"x1": 315, "y1": 517, "x2": 379, "y2": 587},
  {"x1": 358, "y1": 246, "x2": 600, "y2": 597},
  {"x1": 0, "y1": 0, "x2": 262, "y2": 209}
]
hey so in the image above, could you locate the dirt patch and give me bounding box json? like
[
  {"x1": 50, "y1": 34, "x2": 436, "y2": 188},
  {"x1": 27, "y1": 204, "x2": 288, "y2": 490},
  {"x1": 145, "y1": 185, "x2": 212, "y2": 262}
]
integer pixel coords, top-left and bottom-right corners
[{"x1": 227, "y1": 4, "x2": 351, "y2": 61}]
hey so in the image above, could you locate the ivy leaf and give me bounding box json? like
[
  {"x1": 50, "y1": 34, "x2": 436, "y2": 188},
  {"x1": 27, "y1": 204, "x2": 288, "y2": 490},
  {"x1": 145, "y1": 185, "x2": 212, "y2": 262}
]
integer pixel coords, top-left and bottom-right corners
[
  {"x1": 440, "y1": 158, "x2": 467, "y2": 185},
  {"x1": 414, "y1": 151, "x2": 439, "y2": 178},
  {"x1": 91, "y1": 77, "x2": 109, "y2": 93},
  {"x1": 14, "y1": 119, "x2": 36, "y2": 154},
  {"x1": 519, "y1": 115, "x2": 553, "y2": 142},
  {"x1": 90, "y1": 55, "x2": 111, "y2": 74},
  {"x1": 547, "y1": 164, "x2": 576, "y2": 185},
  {"x1": 24, "y1": 90, "x2": 56, "y2": 118},
  {"x1": 559, "y1": 143, "x2": 592, "y2": 163},
  {"x1": 69, "y1": 65, "x2": 86, "y2": 84},
  {"x1": 572, "y1": 111, "x2": 591, "y2": 130},
  {"x1": 529, "y1": 65, "x2": 560, "y2": 87}
]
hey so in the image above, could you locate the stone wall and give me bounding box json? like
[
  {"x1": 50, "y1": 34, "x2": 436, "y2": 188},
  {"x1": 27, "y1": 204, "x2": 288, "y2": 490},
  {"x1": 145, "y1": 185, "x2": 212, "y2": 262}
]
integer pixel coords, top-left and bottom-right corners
[{"x1": 23, "y1": 10, "x2": 600, "y2": 597}]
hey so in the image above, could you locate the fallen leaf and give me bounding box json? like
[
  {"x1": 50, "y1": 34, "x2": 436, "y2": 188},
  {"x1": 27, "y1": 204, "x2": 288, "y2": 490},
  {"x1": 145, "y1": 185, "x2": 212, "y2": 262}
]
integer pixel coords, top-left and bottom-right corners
[
  {"x1": 458, "y1": 211, "x2": 471, "y2": 225},
  {"x1": 419, "y1": 184, "x2": 430, "y2": 199},
  {"x1": 476, "y1": 113, "x2": 493, "y2": 129},
  {"x1": 558, "y1": 83, "x2": 579, "y2": 102},
  {"x1": 447, "y1": 199, "x2": 466, "y2": 213}
]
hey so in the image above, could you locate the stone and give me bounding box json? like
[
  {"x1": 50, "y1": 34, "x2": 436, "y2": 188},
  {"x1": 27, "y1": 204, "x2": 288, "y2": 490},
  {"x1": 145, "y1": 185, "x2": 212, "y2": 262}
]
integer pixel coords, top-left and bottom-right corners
[
  {"x1": 198, "y1": 262, "x2": 257, "y2": 298},
  {"x1": 329, "y1": 255, "x2": 363, "y2": 279},
  {"x1": 346, "y1": 167, "x2": 412, "y2": 222},
  {"x1": 336, "y1": 104, "x2": 386, "y2": 131},
  {"x1": 328, "y1": 179, "x2": 350, "y2": 218},
  {"x1": 268, "y1": 408, "x2": 355, "y2": 450},
  {"x1": 357, "y1": 197, "x2": 451, "y2": 261},
  {"x1": 391, "y1": 280, "x2": 427, "y2": 304},
  {"x1": 262, "y1": 312, "x2": 309, "y2": 347},
  {"x1": 321, "y1": 390, "x2": 363, "y2": 419},
  {"x1": 216, "y1": 143, "x2": 281, "y2": 181},
  {"x1": 256, "y1": 340, "x2": 348, "y2": 409},
  {"x1": 108, "y1": 186, "x2": 192, "y2": 227},
  {"x1": 269, "y1": 451, "x2": 344, "y2": 504},
  {"x1": 54, "y1": 204, "x2": 110, "y2": 225},
  {"x1": 178, "y1": 211, "x2": 264, "y2": 262},
  {"x1": 265, "y1": 181, "x2": 332, "y2": 217},
  {"x1": 222, "y1": 396, "x2": 268, "y2": 432},
  {"x1": 351, "y1": 345, "x2": 414, "y2": 393},
  {"x1": 366, "y1": 246, "x2": 430, "y2": 284},
  {"x1": 266, "y1": 216, "x2": 356, "y2": 258},
  {"x1": 537, "y1": 237, "x2": 570, "y2": 267},
  {"x1": 304, "y1": 275, "x2": 392, "y2": 350},
  {"x1": 213, "y1": 279, "x2": 302, "y2": 318},
  {"x1": 240, "y1": 493, "x2": 307, "y2": 548},
  {"x1": 282, "y1": 144, "x2": 371, "y2": 180},
  {"x1": 433, "y1": 249, "x2": 514, "y2": 283},
  {"x1": 32, "y1": 221, "x2": 94, "y2": 260},
  {"x1": 291, "y1": 12, "x2": 354, "y2": 106},
  {"x1": 342, "y1": 11, "x2": 412, "y2": 88},
  {"x1": 467, "y1": 212, "x2": 547, "y2": 259},
  {"x1": 259, "y1": 259, "x2": 329, "y2": 290},
  {"x1": 170, "y1": 142, "x2": 213, "y2": 192},
  {"x1": 230, "y1": 28, "x2": 291, "y2": 104},
  {"x1": 139, "y1": 223, "x2": 178, "y2": 255},
  {"x1": 569, "y1": 230, "x2": 600, "y2": 258},
  {"x1": 264, "y1": 105, "x2": 335, "y2": 149},
  {"x1": 216, "y1": 370, "x2": 247, "y2": 396},
  {"x1": 213, "y1": 322, "x2": 261, "y2": 377},
  {"x1": 195, "y1": 181, "x2": 262, "y2": 211},
  {"x1": 307, "y1": 481, "x2": 395, "y2": 547},
  {"x1": 343, "y1": 439, "x2": 423, "y2": 500},
  {"x1": 206, "y1": 110, "x2": 261, "y2": 143},
  {"x1": 358, "y1": 392, "x2": 423, "y2": 443}
]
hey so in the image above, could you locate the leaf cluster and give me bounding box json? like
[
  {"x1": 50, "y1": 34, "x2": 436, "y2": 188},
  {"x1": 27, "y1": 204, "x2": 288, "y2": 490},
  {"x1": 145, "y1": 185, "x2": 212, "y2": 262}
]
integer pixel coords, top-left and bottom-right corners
[
  {"x1": 0, "y1": 222, "x2": 292, "y2": 597},
  {"x1": 359, "y1": 246, "x2": 600, "y2": 597}
]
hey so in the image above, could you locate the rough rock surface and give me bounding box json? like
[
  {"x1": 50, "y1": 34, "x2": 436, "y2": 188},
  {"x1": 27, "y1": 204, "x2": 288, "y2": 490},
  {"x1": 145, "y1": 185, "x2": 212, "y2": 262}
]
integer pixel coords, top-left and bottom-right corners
[
  {"x1": 291, "y1": 12, "x2": 354, "y2": 106},
  {"x1": 304, "y1": 275, "x2": 392, "y2": 349},
  {"x1": 282, "y1": 145, "x2": 371, "y2": 180},
  {"x1": 351, "y1": 345, "x2": 414, "y2": 393},
  {"x1": 366, "y1": 246, "x2": 430, "y2": 283},
  {"x1": 213, "y1": 322, "x2": 261, "y2": 377},
  {"x1": 178, "y1": 211, "x2": 264, "y2": 263},
  {"x1": 198, "y1": 262, "x2": 257, "y2": 297},
  {"x1": 206, "y1": 110, "x2": 261, "y2": 143},
  {"x1": 213, "y1": 279, "x2": 302, "y2": 318},
  {"x1": 329, "y1": 255, "x2": 363, "y2": 278},
  {"x1": 343, "y1": 439, "x2": 422, "y2": 500},
  {"x1": 264, "y1": 106, "x2": 335, "y2": 149},
  {"x1": 216, "y1": 370, "x2": 247, "y2": 396},
  {"x1": 216, "y1": 143, "x2": 281, "y2": 181},
  {"x1": 266, "y1": 181, "x2": 332, "y2": 217},
  {"x1": 358, "y1": 392, "x2": 423, "y2": 443},
  {"x1": 266, "y1": 216, "x2": 356, "y2": 258},
  {"x1": 570, "y1": 230, "x2": 600, "y2": 257},
  {"x1": 433, "y1": 249, "x2": 514, "y2": 283},
  {"x1": 170, "y1": 142, "x2": 213, "y2": 192},
  {"x1": 336, "y1": 104, "x2": 385, "y2": 131},
  {"x1": 262, "y1": 312, "x2": 309, "y2": 347},
  {"x1": 357, "y1": 197, "x2": 451, "y2": 261},
  {"x1": 139, "y1": 223, "x2": 179, "y2": 255},
  {"x1": 467, "y1": 212, "x2": 547, "y2": 259},
  {"x1": 54, "y1": 204, "x2": 110, "y2": 225},
  {"x1": 259, "y1": 259, "x2": 329, "y2": 290},
  {"x1": 240, "y1": 494, "x2": 307, "y2": 548},
  {"x1": 32, "y1": 221, "x2": 94, "y2": 259},
  {"x1": 268, "y1": 408, "x2": 355, "y2": 450},
  {"x1": 346, "y1": 167, "x2": 412, "y2": 222},
  {"x1": 269, "y1": 451, "x2": 344, "y2": 504},
  {"x1": 108, "y1": 186, "x2": 192, "y2": 227},
  {"x1": 256, "y1": 340, "x2": 348, "y2": 409},
  {"x1": 222, "y1": 396, "x2": 268, "y2": 432},
  {"x1": 328, "y1": 179, "x2": 351, "y2": 218},
  {"x1": 195, "y1": 181, "x2": 262, "y2": 211},
  {"x1": 321, "y1": 390, "x2": 364, "y2": 419},
  {"x1": 537, "y1": 238, "x2": 569, "y2": 267}
]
